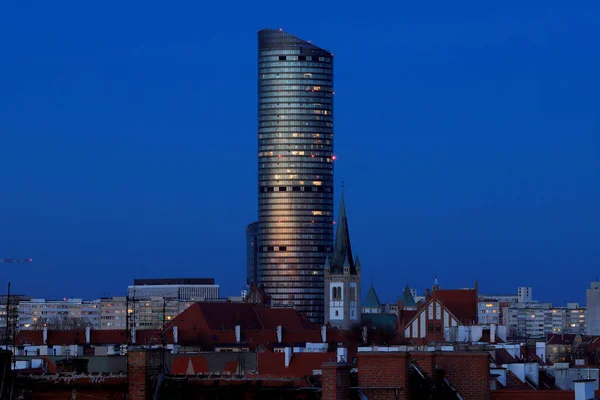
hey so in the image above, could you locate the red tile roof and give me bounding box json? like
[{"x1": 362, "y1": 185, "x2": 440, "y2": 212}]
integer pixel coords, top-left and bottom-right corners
[
  {"x1": 196, "y1": 303, "x2": 263, "y2": 330},
  {"x1": 168, "y1": 302, "x2": 325, "y2": 349},
  {"x1": 223, "y1": 361, "x2": 239, "y2": 374},
  {"x1": 16, "y1": 329, "x2": 164, "y2": 346},
  {"x1": 15, "y1": 330, "x2": 42, "y2": 346},
  {"x1": 172, "y1": 355, "x2": 209, "y2": 375},
  {"x1": 257, "y1": 350, "x2": 335, "y2": 378},
  {"x1": 494, "y1": 349, "x2": 518, "y2": 365},
  {"x1": 254, "y1": 307, "x2": 316, "y2": 331},
  {"x1": 501, "y1": 370, "x2": 534, "y2": 390},
  {"x1": 432, "y1": 289, "x2": 477, "y2": 325},
  {"x1": 479, "y1": 330, "x2": 504, "y2": 344},
  {"x1": 90, "y1": 330, "x2": 127, "y2": 345}
]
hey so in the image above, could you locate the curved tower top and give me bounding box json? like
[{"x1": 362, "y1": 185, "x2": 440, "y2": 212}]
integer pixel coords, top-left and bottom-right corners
[
  {"x1": 258, "y1": 29, "x2": 332, "y2": 54},
  {"x1": 256, "y1": 29, "x2": 334, "y2": 323}
]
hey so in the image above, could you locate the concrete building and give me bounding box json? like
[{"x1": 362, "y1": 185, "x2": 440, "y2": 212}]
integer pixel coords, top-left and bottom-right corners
[
  {"x1": 18, "y1": 299, "x2": 101, "y2": 330},
  {"x1": 323, "y1": 190, "x2": 360, "y2": 329},
  {"x1": 99, "y1": 296, "x2": 196, "y2": 330},
  {"x1": 478, "y1": 299, "x2": 500, "y2": 325},
  {"x1": 517, "y1": 286, "x2": 533, "y2": 303},
  {"x1": 127, "y1": 278, "x2": 219, "y2": 300},
  {"x1": 586, "y1": 282, "x2": 600, "y2": 335},
  {"x1": 0, "y1": 294, "x2": 30, "y2": 344},
  {"x1": 506, "y1": 303, "x2": 586, "y2": 339},
  {"x1": 130, "y1": 297, "x2": 194, "y2": 330},
  {"x1": 98, "y1": 297, "x2": 127, "y2": 330}
]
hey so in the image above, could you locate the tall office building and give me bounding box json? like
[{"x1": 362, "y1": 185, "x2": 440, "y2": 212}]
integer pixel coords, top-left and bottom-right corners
[
  {"x1": 246, "y1": 221, "x2": 259, "y2": 286},
  {"x1": 257, "y1": 29, "x2": 334, "y2": 323}
]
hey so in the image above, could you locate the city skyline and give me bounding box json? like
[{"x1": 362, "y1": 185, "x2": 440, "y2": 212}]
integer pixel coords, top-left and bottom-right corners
[{"x1": 1, "y1": 1, "x2": 599, "y2": 305}]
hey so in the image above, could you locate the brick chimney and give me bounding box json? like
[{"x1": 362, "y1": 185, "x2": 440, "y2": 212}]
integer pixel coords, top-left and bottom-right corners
[
  {"x1": 128, "y1": 349, "x2": 161, "y2": 400},
  {"x1": 321, "y1": 362, "x2": 351, "y2": 400}
]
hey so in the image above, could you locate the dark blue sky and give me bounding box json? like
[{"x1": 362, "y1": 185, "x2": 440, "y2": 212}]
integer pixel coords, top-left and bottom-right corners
[{"x1": 1, "y1": 1, "x2": 598, "y2": 305}]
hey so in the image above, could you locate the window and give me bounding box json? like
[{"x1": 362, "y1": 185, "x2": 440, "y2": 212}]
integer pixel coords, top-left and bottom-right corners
[
  {"x1": 332, "y1": 287, "x2": 342, "y2": 300},
  {"x1": 428, "y1": 324, "x2": 433, "y2": 332},
  {"x1": 335, "y1": 310, "x2": 339, "y2": 317}
]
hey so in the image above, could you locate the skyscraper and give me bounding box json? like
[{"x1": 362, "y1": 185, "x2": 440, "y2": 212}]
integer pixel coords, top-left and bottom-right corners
[
  {"x1": 245, "y1": 221, "x2": 259, "y2": 286},
  {"x1": 257, "y1": 29, "x2": 334, "y2": 323}
]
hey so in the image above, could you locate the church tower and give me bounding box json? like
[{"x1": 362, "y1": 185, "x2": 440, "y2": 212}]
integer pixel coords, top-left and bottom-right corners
[{"x1": 324, "y1": 188, "x2": 361, "y2": 329}]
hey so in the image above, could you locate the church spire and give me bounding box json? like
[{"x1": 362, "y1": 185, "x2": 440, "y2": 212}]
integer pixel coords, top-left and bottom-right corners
[
  {"x1": 433, "y1": 275, "x2": 440, "y2": 291},
  {"x1": 333, "y1": 182, "x2": 354, "y2": 272}
]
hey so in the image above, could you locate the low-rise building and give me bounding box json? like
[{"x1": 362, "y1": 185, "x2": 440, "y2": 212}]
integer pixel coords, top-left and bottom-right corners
[{"x1": 402, "y1": 281, "x2": 479, "y2": 344}]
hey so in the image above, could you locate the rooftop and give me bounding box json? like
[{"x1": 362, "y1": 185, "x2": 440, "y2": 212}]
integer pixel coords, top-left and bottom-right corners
[{"x1": 132, "y1": 278, "x2": 215, "y2": 286}]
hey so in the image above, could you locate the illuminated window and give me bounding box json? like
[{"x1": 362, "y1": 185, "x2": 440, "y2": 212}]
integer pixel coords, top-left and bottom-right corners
[
  {"x1": 313, "y1": 86, "x2": 321, "y2": 91},
  {"x1": 312, "y1": 211, "x2": 323, "y2": 216},
  {"x1": 313, "y1": 181, "x2": 322, "y2": 186}
]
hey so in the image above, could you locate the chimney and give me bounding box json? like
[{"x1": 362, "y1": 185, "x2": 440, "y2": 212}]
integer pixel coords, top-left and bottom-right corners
[
  {"x1": 397, "y1": 299, "x2": 404, "y2": 312},
  {"x1": 574, "y1": 379, "x2": 596, "y2": 400},
  {"x1": 43, "y1": 327, "x2": 48, "y2": 345},
  {"x1": 235, "y1": 325, "x2": 241, "y2": 344},
  {"x1": 337, "y1": 347, "x2": 348, "y2": 363},
  {"x1": 490, "y1": 324, "x2": 496, "y2": 343},
  {"x1": 276, "y1": 325, "x2": 282, "y2": 343},
  {"x1": 321, "y1": 325, "x2": 327, "y2": 343},
  {"x1": 284, "y1": 347, "x2": 292, "y2": 367},
  {"x1": 85, "y1": 326, "x2": 91, "y2": 344},
  {"x1": 425, "y1": 288, "x2": 431, "y2": 302},
  {"x1": 173, "y1": 326, "x2": 178, "y2": 344},
  {"x1": 131, "y1": 327, "x2": 136, "y2": 344}
]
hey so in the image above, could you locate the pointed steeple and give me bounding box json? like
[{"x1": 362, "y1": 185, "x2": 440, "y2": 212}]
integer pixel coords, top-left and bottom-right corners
[
  {"x1": 402, "y1": 284, "x2": 417, "y2": 307},
  {"x1": 433, "y1": 275, "x2": 440, "y2": 291},
  {"x1": 363, "y1": 284, "x2": 382, "y2": 308},
  {"x1": 354, "y1": 255, "x2": 361, "y2": 271},
  {"x1": 323, "y1": 253, "x2": 332, "y2": 268},
  {"x1": 333, "y1": 183, "x2": 354, "y2": 273},
  {"x1": 343, "y1": 254, "x2": 351, "y2": 268}
]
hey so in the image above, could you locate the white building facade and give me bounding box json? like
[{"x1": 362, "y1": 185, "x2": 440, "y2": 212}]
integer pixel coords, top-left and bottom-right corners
[
  {"x1": 127, "y1": 278, "x2": 219, "y2": 300},
  {"x1": 18, "y1": 299, "x2": 101, "y2": 330},
  {"x1": 478, "y1": 300, "x2": 501, "y2": 325},
  {"x1": 506, "y1": 303, "x2": 586, "y2": 339}
]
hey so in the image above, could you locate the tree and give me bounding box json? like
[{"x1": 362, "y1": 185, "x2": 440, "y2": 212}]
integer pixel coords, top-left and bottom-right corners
[{"x1": 32, "y1": 316, "x2": 93, "y2": 330}]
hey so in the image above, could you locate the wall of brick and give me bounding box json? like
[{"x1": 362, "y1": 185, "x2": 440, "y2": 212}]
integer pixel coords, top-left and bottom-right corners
[
  {"x1": 436, "y1": 352, "x2": 489, "y2": 400},
  {"x1": 128, "y1": 349, "x2": 161, "y2": 400},
  {"x1": 321, "y1": 362, "x2": 351, "y2": 400},
  {"x1": 357, "y1": 352, "x2": 408, "y2": 400},
  {"x1": 358, "y1": 351, "x2": 490, "y2": 400}
]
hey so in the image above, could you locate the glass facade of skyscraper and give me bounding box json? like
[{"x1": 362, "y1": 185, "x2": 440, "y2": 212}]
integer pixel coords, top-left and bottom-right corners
[{"x1": 257, "y1": 29, "x2": 334, "y2": 323}]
